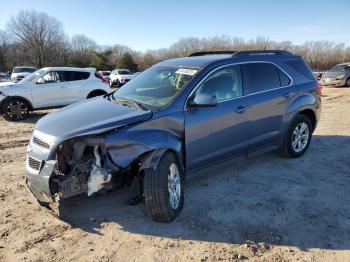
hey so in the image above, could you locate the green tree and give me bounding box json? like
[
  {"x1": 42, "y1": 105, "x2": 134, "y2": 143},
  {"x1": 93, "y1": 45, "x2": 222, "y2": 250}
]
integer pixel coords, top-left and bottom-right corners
[{"x1": 115, "y1": 52, "x2": 138, "y2": 71}]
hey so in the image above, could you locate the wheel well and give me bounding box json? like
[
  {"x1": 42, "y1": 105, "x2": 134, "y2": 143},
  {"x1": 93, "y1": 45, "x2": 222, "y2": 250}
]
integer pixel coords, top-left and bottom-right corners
[
  {"x1": 0, "y1": 96, "x2": 33, "y2": 113},
  {"x1": 299, "y1": 109, "x2": 316, "y2": 131},
  {"x1": 87, "y1": 89, "x2": 107, "y2": 98}
]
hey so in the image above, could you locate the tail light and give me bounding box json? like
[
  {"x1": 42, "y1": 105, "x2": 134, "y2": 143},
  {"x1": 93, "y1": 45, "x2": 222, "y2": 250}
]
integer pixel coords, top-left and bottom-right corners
[
  {"x1": 316, "y1": 83, "x2": 323, "y2": 96},
  {"x1": 96, "y1": 73, "x2": 108, "y2": 84}
]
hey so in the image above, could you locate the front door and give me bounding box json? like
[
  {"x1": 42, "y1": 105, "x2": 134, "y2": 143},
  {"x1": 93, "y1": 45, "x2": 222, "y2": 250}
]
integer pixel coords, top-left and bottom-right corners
[
  {"x1": 184, "y1": 64, "x2": 251, "y2": 171},
  {"x1": 31, "y1": 71, "x2": 69, "y2": 108}
]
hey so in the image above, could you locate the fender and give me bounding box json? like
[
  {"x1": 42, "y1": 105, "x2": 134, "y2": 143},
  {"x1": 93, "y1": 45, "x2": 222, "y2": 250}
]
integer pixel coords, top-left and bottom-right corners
[
  {"x1": 105, "y1": 127, "x2": 184, "y2": 170},
  {"x1": 285, "y1": 91, "x2": 317, "y2": 123},
  {"x1": 0, "y1": 95, "x2": 34, "y2": 113}
]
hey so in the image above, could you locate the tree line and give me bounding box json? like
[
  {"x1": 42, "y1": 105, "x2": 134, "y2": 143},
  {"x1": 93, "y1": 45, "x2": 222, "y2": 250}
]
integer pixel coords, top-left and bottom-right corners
[{"x1": 0, "y1": 10, "x2": 349, "y2": 73}]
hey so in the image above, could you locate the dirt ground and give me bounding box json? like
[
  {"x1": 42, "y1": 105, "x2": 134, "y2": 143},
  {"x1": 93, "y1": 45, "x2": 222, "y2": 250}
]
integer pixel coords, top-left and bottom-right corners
[{"x1": 0, "y1": 87, "x2": 350, "y2": 262}]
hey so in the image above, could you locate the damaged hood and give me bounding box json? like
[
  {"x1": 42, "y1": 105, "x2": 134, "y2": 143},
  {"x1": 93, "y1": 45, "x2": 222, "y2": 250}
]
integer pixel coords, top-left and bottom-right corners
[{"x1": 34, "y1": 96, "x2": 152, "y2": 144}]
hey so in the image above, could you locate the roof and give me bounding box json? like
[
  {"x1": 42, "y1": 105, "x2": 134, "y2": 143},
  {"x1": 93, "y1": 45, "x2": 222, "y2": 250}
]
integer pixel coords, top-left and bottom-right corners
[
  {"x1": 40, "y1": 67, "x2": 96, "y2": 72},
  {"x1": 157, "y1": 54, "x2": 233, "y2": 69},
  {"x1": 157, "y1": 50, "x2": 298, "y2": 69}
]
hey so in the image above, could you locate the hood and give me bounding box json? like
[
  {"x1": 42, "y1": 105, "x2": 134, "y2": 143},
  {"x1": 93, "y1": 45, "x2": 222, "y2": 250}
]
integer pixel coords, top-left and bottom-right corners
[
  {"x1": 35, "y1": 96, "x2": 153, "y2": 144},
  {"x1": 323, "y1": 71, "x2": 344, "y2": 78},
  {"x1": 0, "y1": 82, "x2": 15, "y2": 88}
]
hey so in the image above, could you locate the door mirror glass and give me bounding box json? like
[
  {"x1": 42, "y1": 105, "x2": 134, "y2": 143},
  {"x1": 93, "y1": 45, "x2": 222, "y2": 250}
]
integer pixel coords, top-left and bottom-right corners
[
  {"x1": 188, "y1": 93, "x2": 218, "y2": 108},
  {"x1": 36, "y1": 78, "x2": 45, "y2": 84}
]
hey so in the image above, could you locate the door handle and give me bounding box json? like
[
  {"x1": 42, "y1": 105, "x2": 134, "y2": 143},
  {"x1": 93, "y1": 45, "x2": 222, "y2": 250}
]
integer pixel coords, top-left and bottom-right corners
[{"x1": 235, "y1": 105, "x2": 249, "y2": 113}]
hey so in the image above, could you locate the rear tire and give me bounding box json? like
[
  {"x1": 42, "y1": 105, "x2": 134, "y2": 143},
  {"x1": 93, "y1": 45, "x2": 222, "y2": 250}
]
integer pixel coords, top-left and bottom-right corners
[
  {"x1": 1, "y1": 98, "x2": 30, "y2": 121},
  {"x1": 144, "y1": 152, "x2": 184, "y2": 222},
  {"x1": 280, "y1": 115, "x2": 313, "y2": 158}
]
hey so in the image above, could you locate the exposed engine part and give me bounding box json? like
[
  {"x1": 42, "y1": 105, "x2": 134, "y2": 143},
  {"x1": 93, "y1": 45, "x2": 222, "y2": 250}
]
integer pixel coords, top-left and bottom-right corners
[
  {"x1": 51, "y1": 140, "x2": 111, "y2": 199},
  {"x1": 87, "y1": 146, "x2": 111, "y2": 196}
]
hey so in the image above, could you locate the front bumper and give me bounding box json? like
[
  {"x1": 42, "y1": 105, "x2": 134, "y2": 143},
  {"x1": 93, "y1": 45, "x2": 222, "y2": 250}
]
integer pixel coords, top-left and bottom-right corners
[
  {"x1": 321, "y1": 78, "x2": 346, "y2": 87},
  {"x1": 25, "y1": 178, "x2": 52, "y2": 205}
]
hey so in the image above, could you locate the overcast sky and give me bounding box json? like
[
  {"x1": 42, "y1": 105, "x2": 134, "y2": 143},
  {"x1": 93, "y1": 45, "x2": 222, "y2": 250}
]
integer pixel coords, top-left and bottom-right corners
[{"x1": 0, "y1": 0, "x2": 349, "y2": 52}]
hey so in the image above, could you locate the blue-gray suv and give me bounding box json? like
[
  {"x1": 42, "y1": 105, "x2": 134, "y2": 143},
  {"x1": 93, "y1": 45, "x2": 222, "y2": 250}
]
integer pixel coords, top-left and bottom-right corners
[{"x1": 25, "y1": 50, "x2": 322, "y2": 222}]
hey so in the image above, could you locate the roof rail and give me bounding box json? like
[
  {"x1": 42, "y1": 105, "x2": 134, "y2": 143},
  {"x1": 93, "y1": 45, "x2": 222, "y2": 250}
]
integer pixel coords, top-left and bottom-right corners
[
  {"x1": 188, "y1": 51, "x2": 238, "y2": 57},
  {"x1": 188, "y1": 50, "x2": 292, "y2": 57},
  {"x1": 233, "y1": 50, "x2": 292, "y2": 56}
]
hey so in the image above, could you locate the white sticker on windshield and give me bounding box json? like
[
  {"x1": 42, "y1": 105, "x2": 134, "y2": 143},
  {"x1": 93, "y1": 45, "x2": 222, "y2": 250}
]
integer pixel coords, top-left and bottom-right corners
[{"x1": 176, "y1": 68, "x2": 198, "y2": 76}]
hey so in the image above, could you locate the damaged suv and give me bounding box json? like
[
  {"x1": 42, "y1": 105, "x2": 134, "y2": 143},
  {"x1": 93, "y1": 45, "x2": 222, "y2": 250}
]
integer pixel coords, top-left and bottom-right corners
[{"x1": 25, "y1": 50, "x2": 321, "y2": 222}]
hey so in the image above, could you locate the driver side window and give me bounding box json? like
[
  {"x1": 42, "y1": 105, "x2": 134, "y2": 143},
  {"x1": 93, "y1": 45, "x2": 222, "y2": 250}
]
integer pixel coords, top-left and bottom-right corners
[
  {"x1": 196, "y1": 65, "x2": 242, "y2": 102},
  {"x1": 43, "y1": 71, "x2": 64, "y2": 83}
]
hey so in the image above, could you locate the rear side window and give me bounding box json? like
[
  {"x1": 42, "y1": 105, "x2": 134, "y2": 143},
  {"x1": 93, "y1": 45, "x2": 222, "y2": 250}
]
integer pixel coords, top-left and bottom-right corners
[
  {"x1": 64, "y1": 71, "x2": 90, "y2": 81},
  {"x1": 279, "y1": 70, "x2": 291, "y2": 86},
  {"x1": 242, "y1": 63, "x2": 280, "y2": 93},
  {"x1": 285, "y1": 59, "x2": 315, "y2": 80}
]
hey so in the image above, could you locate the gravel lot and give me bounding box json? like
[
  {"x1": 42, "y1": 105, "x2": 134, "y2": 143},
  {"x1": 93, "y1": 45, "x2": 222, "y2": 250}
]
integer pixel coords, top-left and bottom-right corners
[{"x1": 0, "y1": 87, "x2": 349, "y2": 262}]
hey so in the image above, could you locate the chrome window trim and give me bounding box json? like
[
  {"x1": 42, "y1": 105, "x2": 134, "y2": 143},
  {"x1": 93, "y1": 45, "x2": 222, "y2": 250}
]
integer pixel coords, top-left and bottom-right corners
[{"x1": 185, "y1": 61, "x2": 294, "y2": 108}]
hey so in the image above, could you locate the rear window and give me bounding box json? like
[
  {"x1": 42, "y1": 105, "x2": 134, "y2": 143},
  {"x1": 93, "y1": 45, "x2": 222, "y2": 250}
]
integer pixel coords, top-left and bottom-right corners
[
  {"x1": 64, "y1": 71, "x2": 90, "y2": 81},
  {"x1": 118, "y1": 70, "x2": 131, "y2": 75},
  {"x1": 285, "y1": 59, "x2": 315, "y2": 80}
]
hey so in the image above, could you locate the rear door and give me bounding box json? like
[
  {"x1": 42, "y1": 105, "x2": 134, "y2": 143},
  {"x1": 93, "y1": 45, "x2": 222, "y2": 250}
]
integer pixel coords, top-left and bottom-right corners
[
  {"x1": 184, "y1": 64, "x2": 251, "y2": 171},
  {"x1": 31, "y1": 71, "x2": 69, "y2": 108},
  {"x1": 241, "y1": 62, "x2": 293, "y2": 152},
  {"x1": 63, "y1": 71, "x2": 91, "y2": 103}
]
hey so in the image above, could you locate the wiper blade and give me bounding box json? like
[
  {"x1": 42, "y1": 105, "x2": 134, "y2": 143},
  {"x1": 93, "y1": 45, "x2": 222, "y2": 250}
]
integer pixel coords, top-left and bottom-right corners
[{"x1": 114, "y1": 97, "x2": 147, "y2": 110}]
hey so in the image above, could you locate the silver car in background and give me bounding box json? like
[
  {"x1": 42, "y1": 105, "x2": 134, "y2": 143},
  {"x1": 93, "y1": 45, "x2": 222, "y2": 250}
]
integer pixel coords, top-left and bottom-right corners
[{"x1": 321, "y1": 63, "x2": 350, "y2": 87}]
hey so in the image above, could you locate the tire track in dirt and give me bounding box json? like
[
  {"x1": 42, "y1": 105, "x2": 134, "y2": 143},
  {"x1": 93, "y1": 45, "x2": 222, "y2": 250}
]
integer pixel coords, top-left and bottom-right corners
[{"x1": 0, "y1": 139, "x2": 29, "y2": 150}]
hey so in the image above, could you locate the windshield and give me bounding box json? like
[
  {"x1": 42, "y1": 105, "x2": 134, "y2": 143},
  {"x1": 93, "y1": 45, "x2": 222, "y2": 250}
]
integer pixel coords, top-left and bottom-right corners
[
  {"x1": 102, "y1": 71, "x2": 110, "y2": 76},
  {"x1": 329, "y1": 65, "x2": 350, "y2": 72},
  {"x1": 112, "y1": 66, "x2": 198, "y2": 110},
  {"x1": 18, "y1": 69, "x2": 46, "y2": 84},
  {"x1": 118, "y1": 70, "x2": 131, "y2": 75},
  {"x1": 13, "y1": 67, "x2": 35, "y2": 73}
]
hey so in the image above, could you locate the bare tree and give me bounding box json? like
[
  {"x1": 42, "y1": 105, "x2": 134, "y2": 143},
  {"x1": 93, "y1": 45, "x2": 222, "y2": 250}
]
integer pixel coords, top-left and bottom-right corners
[
  {"x1": 0, "y1": 30, "x2": 11, "y2": 71},
  {"x1": 69, "y1": 34, "x2": 97, "y2": 67},
  {"x1": 7, "y1": 10, "x2": 66, "y2": 68}
]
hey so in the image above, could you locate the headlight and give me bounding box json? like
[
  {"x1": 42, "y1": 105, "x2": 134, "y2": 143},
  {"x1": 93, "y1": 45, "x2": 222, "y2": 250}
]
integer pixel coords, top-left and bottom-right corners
[{"x1": 336, "y1": 74, "x2": 345, "y2": 80}]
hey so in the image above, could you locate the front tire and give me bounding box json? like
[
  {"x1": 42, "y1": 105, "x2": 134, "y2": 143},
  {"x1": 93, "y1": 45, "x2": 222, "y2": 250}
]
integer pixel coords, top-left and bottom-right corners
[
  {"x1": 144, "y1": 152, "x2": 184, "y2": 222},
  {"x1": 280, "y1": 115, "x2": 313, "y2": 158},
  {"x1": 1, "y1": 98, "x2": 30, "y2": 121}
]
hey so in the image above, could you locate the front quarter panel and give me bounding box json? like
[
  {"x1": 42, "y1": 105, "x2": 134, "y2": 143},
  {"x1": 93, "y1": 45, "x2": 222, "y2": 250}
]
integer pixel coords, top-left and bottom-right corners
[{"x1": 105, "y1": 111, "x2": 184, "y2": 169}]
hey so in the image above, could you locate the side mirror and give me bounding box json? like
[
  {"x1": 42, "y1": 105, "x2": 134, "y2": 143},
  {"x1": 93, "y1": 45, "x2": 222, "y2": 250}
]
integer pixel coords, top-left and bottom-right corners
[
  {"x1": 36, "y1": 78, "x2": 45, "y2": 84},
  {"x1": 188, "y1": 93, "x2": 218, "y2": 108}
]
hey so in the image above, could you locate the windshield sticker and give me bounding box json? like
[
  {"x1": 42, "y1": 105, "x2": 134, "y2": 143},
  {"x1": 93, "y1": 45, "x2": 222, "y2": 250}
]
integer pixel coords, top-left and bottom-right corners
[{"x1": 176, "y1": 68, "x2": 198, "y2": 76}]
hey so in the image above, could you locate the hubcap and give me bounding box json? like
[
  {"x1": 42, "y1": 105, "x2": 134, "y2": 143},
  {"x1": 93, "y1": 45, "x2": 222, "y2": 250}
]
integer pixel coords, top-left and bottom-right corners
[
  {"x1": 6, "y1": 101, "x2": 28, "y2": 120},
  {"x1": 168, "y1": 163, "x2": 181, "y2": 209},
  {"x1": 292, "y1": 123, "x2": 309, "y2": 153}
]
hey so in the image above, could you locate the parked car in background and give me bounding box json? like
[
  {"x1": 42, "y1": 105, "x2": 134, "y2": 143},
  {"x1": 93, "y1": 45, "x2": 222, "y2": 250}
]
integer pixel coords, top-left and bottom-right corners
[
  {"x1": 98, "y1": 70, "x2": 111, "y2": 81},
  {"x1": 313, "y1": 71, "x2": 323, "y2": 81},
  {"x1": 11, "y1": 66, "x2": 36, "y2": 83},
  {"x1": 25, "y1": 50, "x2": 321, "y2": 222},
  {"x1": 109, "y1": 69, "x2": 135, "y2": 87},
  {"x1": 321, "y1": 63, "x2": 350, "y2": 87},
  {"x1": 0, "y1": 67, "x2": 111, "y2": 121},
  {"x1": 0, "y1": 72, "x2": 11, "y2": 83}
]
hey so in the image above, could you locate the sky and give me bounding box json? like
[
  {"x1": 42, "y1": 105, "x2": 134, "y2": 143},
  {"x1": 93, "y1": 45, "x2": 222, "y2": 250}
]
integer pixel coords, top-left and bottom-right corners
[{"x1": 0, "y1": 0, "x2": 349, "y2": 52}]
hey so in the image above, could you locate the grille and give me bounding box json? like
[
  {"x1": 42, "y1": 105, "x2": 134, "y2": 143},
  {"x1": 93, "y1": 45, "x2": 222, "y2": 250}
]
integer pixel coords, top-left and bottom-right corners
[
  {"x1": 28, "y1": 157, "x2": 42, "y2": 171},
  {"x1": 32, "y1": 136, "x2": 50, "y2": 149}
]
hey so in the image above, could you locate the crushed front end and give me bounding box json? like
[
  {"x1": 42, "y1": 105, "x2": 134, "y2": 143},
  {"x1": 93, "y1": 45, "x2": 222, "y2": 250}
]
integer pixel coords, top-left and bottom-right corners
[{"x1": 25, "y1": 131, "x2": 113, "y2": 205}]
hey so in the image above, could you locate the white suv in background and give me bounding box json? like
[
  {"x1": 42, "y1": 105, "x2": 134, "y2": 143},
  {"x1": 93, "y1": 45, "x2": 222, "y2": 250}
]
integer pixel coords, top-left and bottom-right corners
[
  {"x1": 11, "y1": 66, "x2": 36, "y2": 82},
  {"x1": 109, "y1": 69, "x2": 135, "y2": 87},
  {"x1": 0, "y1": 67, "x2": 111, "y2": 121}
]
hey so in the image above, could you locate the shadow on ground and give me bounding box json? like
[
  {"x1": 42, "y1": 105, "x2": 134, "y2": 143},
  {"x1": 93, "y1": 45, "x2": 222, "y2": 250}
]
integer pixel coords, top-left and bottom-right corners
[{"x1": 57, "y1": 135, "x2": 350, "y2": 251}]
